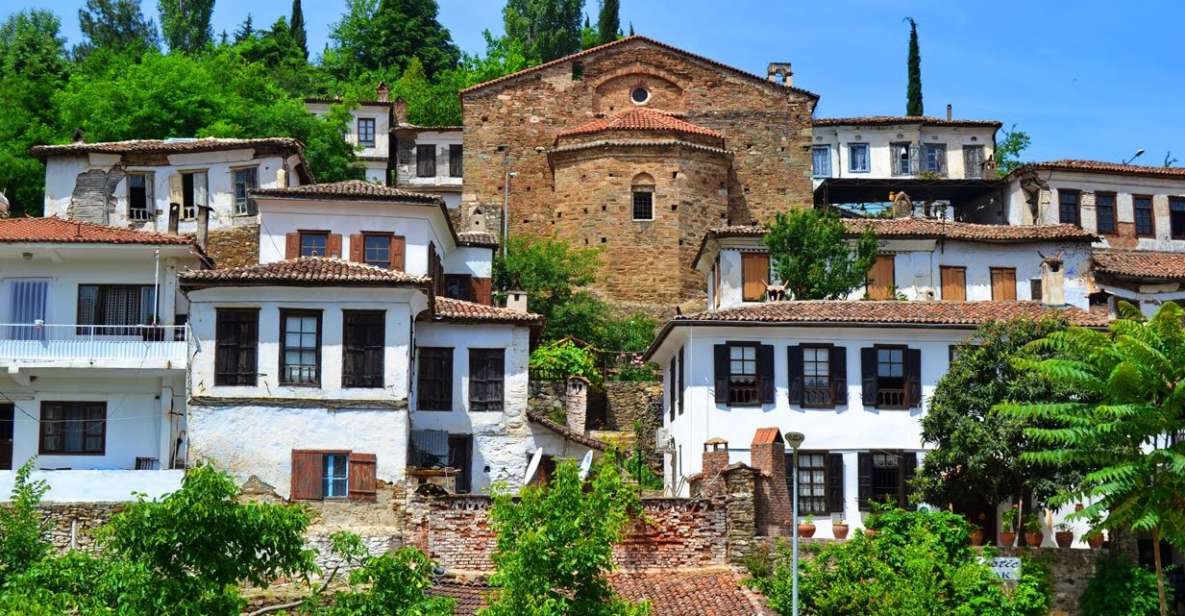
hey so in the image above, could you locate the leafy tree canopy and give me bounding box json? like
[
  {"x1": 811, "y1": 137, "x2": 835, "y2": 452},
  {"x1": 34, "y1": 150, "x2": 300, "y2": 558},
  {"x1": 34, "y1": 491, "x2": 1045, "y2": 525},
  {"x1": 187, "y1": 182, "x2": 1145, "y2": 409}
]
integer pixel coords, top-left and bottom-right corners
[
  {"x1": 502, "y1": 0, "x2": 583, "y2": 63},
  {"x1": 764, "y1": 208, "x2": 878, "y2": 300},
  {"x1": 996, "y1": 123, "x2": 1032, "y2": 176},
  {"x1": 323, "y1": 0, "x2": 460, "y2": 80},
  {"x1": 157, "y1": 0, "x2": 214, "y2": 53},
  {"x1": 75, "y1": 0, "x2": 160, "y2": 58}
]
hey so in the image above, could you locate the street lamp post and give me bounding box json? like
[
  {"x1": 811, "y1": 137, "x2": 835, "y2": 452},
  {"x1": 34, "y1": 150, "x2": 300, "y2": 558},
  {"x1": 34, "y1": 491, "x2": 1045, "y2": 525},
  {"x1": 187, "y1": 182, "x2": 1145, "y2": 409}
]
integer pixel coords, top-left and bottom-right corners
[
  {"x1": 785, "y1": 431, "x2": 806, "y2": 616},
  {"x1": 1123, "y1": 149, "x2": 1145, "y2": 165}
]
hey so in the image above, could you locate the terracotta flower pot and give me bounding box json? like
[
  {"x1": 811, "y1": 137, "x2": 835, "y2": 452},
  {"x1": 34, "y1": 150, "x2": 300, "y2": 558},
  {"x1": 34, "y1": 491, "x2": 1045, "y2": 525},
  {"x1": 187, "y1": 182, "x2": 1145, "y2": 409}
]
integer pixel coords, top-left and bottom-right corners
[
  {"x1": 1025, "y1": 531, "x2": 1044, "y2": 548},
  {"x1": 864, "y1": 528, "x2": 878, "y2": 538},
  {"x1": 1055, "y1": 531, "x2": 1074, "y2": 548},
  {"x1": 970, "y1": 528, "x2": 985, "y2": 547},
  {"x1": 833, "y1": 524, "x2": 849, "y2": 540},
  {"x1": 1087, "y1": 534, "x2": 1104, "y2": 550},
  {"x1": 797, "y1": 523, "x2": 816, "y2": 538},
  {"x1": 999, "y1": 531, "x2": 1017, "y2": 547}
]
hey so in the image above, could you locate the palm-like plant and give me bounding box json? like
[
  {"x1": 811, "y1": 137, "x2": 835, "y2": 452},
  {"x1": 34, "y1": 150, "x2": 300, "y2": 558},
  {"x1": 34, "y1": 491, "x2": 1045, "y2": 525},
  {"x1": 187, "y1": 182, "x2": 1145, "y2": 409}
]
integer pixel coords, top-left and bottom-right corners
[{"x1": 995, "y1": 302, "x2": 1185, "y2": 616}]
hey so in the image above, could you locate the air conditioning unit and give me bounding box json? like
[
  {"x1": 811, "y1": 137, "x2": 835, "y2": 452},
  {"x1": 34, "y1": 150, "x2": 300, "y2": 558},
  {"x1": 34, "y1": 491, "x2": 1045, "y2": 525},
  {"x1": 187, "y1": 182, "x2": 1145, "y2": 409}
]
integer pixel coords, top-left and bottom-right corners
[{"x1": 654, "y1": 428, "x2": 673, "y2": 453}]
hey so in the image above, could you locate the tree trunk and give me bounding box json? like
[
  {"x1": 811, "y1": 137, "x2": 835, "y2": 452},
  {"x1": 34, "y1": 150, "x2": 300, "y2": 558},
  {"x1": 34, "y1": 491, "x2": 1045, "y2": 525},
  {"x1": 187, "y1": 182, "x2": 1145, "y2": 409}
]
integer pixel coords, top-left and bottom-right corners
[{"x1": 1152, "y1": 526, "x2": 1168, "y2": 616}]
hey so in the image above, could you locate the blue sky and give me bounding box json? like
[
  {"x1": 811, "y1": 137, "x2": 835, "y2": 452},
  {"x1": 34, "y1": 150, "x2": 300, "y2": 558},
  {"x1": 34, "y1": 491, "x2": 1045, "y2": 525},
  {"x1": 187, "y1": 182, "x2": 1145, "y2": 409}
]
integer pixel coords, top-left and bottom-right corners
[{"x1": 12, "y1": 0, "x2": 1185, "y2": 165}]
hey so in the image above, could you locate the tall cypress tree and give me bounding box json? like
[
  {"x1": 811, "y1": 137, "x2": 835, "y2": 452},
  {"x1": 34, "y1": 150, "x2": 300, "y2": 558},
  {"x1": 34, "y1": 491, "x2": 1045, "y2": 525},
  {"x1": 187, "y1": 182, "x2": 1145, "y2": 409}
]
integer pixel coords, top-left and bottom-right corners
[
  {"x1": 158, "y1": 0, "x2": 214, "y2": 52},
  {"x1": 597, "y1": 0, "x2": 620, "y2": 45},
  {"x1": 290, "y1": 0, "x2": 307, "y2": 59},
  {"x1": 905, "y1": 17, "x2": 923, "y2": 116},
  {"x1": 502, "y1": 0, "x2": 583, "y2": 63}
]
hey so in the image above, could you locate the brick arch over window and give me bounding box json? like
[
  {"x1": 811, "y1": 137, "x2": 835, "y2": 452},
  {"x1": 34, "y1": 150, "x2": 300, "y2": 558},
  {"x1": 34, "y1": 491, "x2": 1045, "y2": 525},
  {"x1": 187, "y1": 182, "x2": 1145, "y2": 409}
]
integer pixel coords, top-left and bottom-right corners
[
  {"x1": 631, "y1": 173, "x2": 656, "y2": 221},
  {"x1": 593, "y1": 71, "x2": 686, "y2": 114}
]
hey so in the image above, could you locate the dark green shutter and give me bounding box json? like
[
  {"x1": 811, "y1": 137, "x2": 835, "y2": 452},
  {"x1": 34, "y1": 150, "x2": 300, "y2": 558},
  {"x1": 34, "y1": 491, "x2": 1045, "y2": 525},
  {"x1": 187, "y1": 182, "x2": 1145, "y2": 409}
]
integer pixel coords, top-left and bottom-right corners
[
  {"x1": 857, "y1": 452, "x2": 872, "y2": 510},
  {"x1": 901, "y1": 452, "x2": 918, "y2": 509},
  {"x1": 830, "y1": 346, "x2": 847, "y2": 407},
  {"x1": 827, "y1": 453, "x2": 845, "y2": 513},
  {"x1": 758, "y1": 344, "x2": 775, "y2": 404},
  {"x1": 713, "y1": 345, "x2": 730, "y2": 405},
  {"x1": 905, "y1": 348, "x2": 922, "y2": 408},
  {"x1": 786, "y1": 345, "x2": 803, "y2": 405},
  {"x1": 860, "y1": 348, "x2": 877, "y2": 407}
]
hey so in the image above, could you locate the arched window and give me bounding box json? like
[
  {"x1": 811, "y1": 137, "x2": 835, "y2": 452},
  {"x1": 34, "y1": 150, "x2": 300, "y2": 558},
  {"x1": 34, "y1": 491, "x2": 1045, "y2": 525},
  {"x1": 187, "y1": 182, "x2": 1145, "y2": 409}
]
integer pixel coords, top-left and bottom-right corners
[{"x1": 631, "y1": 173, "x2": 655, "y2": 221}]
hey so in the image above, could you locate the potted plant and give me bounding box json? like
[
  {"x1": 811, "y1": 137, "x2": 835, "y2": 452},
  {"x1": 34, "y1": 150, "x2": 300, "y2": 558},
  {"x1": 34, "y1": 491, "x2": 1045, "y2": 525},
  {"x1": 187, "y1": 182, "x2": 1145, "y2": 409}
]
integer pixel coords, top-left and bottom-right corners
[
  {"x1": 798, "y1": 515, "x2": 816, "y2": 538},
  {"x1": 1054, "y1": 523, "x2": 1074, "y2": 548},
  {"x1": 969, "y1": 523, "x2": 985, "y2": 547},
  {"x1": 1023, "y1": 513, "x2": 1044, "y2": 547},
  {"x1": 1084, "y1": 528, "x2": 1105, "y2": 550},
  {"x1": 832, "y1": 518, "x2": 849, "y2": 540},
  {"x1": 999, "y1": 506, "x2": 1019, "y2": 547}
]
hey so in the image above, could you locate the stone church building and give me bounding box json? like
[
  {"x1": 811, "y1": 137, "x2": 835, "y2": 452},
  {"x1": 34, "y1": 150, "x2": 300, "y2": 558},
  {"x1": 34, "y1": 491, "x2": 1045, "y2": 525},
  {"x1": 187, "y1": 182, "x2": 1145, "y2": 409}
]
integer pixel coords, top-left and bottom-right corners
[{"x1": 459, "y1": 36, "x2": 818, "y2": 309}]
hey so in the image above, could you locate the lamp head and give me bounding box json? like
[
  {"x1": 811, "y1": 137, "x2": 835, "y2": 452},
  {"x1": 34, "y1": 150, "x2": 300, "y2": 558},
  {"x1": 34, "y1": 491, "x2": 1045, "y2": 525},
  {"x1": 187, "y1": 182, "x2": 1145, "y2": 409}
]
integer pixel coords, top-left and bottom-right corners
[{"x1": 785, "y1": 431, "x2": 805, "y2": 450}]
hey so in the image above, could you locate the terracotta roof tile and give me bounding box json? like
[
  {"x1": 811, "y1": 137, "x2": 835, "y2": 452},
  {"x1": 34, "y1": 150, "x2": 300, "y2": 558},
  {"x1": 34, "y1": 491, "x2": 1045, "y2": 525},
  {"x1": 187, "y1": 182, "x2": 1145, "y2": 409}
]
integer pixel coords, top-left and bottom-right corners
[
  {"x1": 0, "y1": 217, "x2": 194, "y2": 245},
  {"x1": 710, "y1": 220, "x2": 1095, "y2": 242},
  {"x1": 1092, "y1": 249, "x2": 1185, "y2": 281},
  {"x1": 456, "y1": 231, "x2": 499, "y2": 248},
  {"x1": 550, "y1": 139, "x2": 731, "y2": 157},
  {"x1": 29, "y1": 137, "x2": 304, "y2": 158},
  {"x1": 678, "y1": 300, "x2": 1107, "y2": 327},
  {"x1": 751, "y1": 427, "x2": 783, "y2": 446},
  {"x1": 557, "y1": 108, "x2": 724, "y2": 140},
  {"x1": 525, "y1": 409, "x2": 608, "y2": 451},
  {"x1": 430, "y1": 297, "x2": 542, "y2": 324},
  {"x1": 251, "y1": 180, "x2": 442, "y2": 203},
  {"x1": 813, "y1": 115, "x2": 1002, "y2": 128},
  {"x1": 179, "y1": 257, "x2": 429, "y2": 288},
  {"x1": 1011, "y1": 159, "x2": 1185, "y2": 180}
]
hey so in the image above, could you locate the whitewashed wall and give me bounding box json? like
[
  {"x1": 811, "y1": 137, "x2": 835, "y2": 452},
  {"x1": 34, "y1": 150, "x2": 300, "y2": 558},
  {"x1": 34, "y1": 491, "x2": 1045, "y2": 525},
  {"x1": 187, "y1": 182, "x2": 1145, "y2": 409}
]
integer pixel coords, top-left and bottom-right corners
[
  {"x1": 398, "y1": 130, "x2": 463, "y2": 195},
  {"x1": 811, "y1": 124, "x2": 996, "y2": 180},
  {"x1": 443, "y1": 246, "x2": 495, "y2": 278},
  {"x1": 43, "y1": 149, "x2": 294, "y2": 233}
]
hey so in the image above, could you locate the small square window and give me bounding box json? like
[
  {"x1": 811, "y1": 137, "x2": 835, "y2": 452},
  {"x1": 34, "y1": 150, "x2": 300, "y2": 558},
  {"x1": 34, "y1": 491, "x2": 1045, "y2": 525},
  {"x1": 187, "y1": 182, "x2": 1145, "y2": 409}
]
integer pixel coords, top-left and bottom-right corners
[
  {"x1": 848, "y1": 143, "x2": 870, "y2": 173},
  {"x1": 1135, "y1": 196, "x2": 1155, "y2": 237},
  {"x1": 357, "y1": 118, "x2": 376, "y2": 148},
  {"x1": 363, "y1": 235, "x2": 390, "y2": 268},
  {"x1": 891, "y1": 142, "x2": 913, "y2": 175},
  {"x1": 632, "y1": 190, "x2": 654, "y2": 220},
  {"x1": 322, "y1": 453, "x2": 348, "y2": 498},
  {"x1": 281, "y1": 310, "x2": 320, "y2": 386},
  {"x1": 812, "y1": 146, "x2": 831, "y2": 177},
  {"x1": 300, "y1": 232, "x2": 328, "y2": 257}
]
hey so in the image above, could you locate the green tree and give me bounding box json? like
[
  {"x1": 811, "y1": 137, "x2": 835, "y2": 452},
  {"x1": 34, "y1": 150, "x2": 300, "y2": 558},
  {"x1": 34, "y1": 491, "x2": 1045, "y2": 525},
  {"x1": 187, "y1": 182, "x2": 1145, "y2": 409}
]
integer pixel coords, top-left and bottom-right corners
[
  {"x1": 76, "y1": 0, "x2": 160, "y2": 57},
  {"x1": 233, "y1": 16, "x2": 315, "y2": 94},
  {"x1": 290, "y1": 0, "x2": 308, "y2": 59},
  {"x1": 763, "y1": 208, "x2": 878, "y2": 300},
  {"x1": 597, "y1": 0, "x2": 620, "y2": 45},
  {"x1": 481, "y1": 457, "x2": 649, "y2": 616},
  {"x1": 234, "y1": 13, "x2": 255, "y2": 43},
  {"x1": 1079, "y1": 556, "x2": 1169, "y2": 616},
  {"x1": 581, "y1": 15, "x2": 598, "y2": 50},
  {"x1": 0, "y1": 462, "x2": 50, "y2": 587},
  {"x1": 914, "y1": 317, "x2": 1084, "y2": 518},
  {"x1": 996, "y1": 302, "x2": 1185, "y2": 616},
  {"x1": 158, "y1": 0, "x2": 214, "y2": 52},
  {"x1": 324, "y1": 0, "x2": 460, "y2": 80},
  {"x1": 502, "y1": 0, "x2": 583, "y2": 63},
  {"x1": 905, "y1": 17, "x2": 923, "y2": 116},
  {"x1": 995, "y1": 123, "x2": 1032, "y2": 176}
]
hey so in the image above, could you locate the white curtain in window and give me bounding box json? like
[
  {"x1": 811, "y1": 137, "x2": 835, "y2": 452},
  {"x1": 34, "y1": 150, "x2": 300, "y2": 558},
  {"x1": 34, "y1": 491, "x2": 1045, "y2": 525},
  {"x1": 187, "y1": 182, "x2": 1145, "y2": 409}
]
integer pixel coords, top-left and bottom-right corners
[{"x1": 6, "y1": 279, "x2": 48, "y2": 340}]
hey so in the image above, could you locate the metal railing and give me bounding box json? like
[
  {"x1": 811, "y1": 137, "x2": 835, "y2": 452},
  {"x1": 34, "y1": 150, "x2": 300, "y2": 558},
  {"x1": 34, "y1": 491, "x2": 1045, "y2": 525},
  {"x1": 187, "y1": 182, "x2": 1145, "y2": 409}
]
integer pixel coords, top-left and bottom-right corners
[{"x1": 0, "y1": 323, "x2": 190, "y2": 368}]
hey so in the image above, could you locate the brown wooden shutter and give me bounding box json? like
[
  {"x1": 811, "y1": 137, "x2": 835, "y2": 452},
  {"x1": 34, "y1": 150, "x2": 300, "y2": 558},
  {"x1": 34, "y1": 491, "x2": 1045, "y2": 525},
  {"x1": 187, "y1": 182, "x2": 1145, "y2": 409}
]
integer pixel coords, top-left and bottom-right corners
[
  {"x1": 867, "y1": 255, "x2": 895, "y2": 300},
  {"x1": 713, "y1": 344, "x2": 730, "y2": 405},
  {"x1": 860, "y1": 347, "x2": 877, "y2": 407},
  {"x1": 826, "y1": 453, "x2": 845, "y2": 513},
  {"x1": 741, "y1": 253, "x2": 769, "y2": 301},
  {"x1": 390, "y1": 236, "x2": 406, "y2": 271},
  {"x1": 991, "y1": 267, "x2": 1017, "y2": 301},
  {"x1": 327, "y1": 234, "x2": 342, "y2": 258},
  {"x1": 349, "y1": 234, "x2": 364, "y2": 262},
  {"x1": 290, "y1": 450, "x2": 322, "y2": 500},
  {"x1": 857, "y1": 452, "x2": 872, "y2": 510},
  {"x1": 347, "y1": 453, "x2": 377, "y2": 501},
  {"x1": 939, "y1": 266, "x2": 966, "y2": 301},
  {"x1": 285, "y1": 233, "x2": 299, "y2": 259},
  {"x1": 471, "y1": 277, "x2": 493, "y2": 305},
  {"x1": 901, "y1": 452, "x2": 918, "y2": 509},
  {"x1": 786, "y1": 345, "x2": 803, "y2": 405},
  {"x1": 905, "y1": 348, "x2": 922, "y2": 408},
  {"x1": 830, "y1": 346, "x2": 847, "y2": 407},
  {"x1": 758, "y1": 344, "x2": 775, "y2": 404}
]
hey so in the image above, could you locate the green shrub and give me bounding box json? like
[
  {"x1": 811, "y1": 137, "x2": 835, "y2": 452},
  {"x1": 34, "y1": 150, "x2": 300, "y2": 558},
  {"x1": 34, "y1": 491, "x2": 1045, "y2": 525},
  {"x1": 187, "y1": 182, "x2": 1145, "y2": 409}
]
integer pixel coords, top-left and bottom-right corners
[
  {"x1": 529, "y1": 340, "x2": 600, "y2": 384},
  {"x1": 1079, "y1": 557, "x2": 1169, "y2": 616}
]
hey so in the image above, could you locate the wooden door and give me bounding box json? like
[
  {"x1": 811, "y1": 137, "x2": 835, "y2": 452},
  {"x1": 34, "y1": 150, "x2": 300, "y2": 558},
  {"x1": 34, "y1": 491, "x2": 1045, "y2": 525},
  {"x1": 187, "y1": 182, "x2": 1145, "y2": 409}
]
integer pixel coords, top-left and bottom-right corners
[
  {"x1": 866, "y1": 255, "x2": 895, "y2": 300},
  {"x1": 0, "y1": 404, "x2": 11, "y2": 470},
  {"x1": 940, "y1": 266, "x2": 966, "y2": 301},
  {"x1": 991, "y1": 267, "x2": 1017, "y2": 301},
  {"x1": 741, "y1": 252, "x2": 770, "y2": 301}
]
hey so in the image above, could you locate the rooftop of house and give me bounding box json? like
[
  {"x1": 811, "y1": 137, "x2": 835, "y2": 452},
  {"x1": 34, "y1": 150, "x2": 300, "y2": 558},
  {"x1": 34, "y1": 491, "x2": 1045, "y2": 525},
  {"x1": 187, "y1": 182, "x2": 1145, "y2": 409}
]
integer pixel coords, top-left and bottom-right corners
[
  {"x1": 455, "y1": 231, "x2": 499, "y2": 249},
  {"x1": 1009, "y1": 159, "x2": 1185, "y2": 180},
  {"x1": 556, "y1": 108, "x2": 724, "y2": 141},
  {"x1": 1091, "y1": 248, "x2": 1185, "y2": 282},
  {"x1": 251, "y1": 179, "x2": 442, "y2": 204},
  {"x1": 429, "y1": 296, "x2": 543, "y2": 325},
  {"x1": 812, "y1": 115, "x2": 1002, "y2": 129},
  {"x1": 178, "y1": 257, "x2": 429, "y2": 289},
  {"x1": 524, "y1": 409, "x2": 607, "y2": 451},
  {"x1": 29, "y1": 137, "x2": 305, "y2": 158},
  {"x1": 0, "y1": 216, "x2": 195, "y2": 246},
  {"x1": 303, "y1": 97, "x2": 393, "y2": 108}
]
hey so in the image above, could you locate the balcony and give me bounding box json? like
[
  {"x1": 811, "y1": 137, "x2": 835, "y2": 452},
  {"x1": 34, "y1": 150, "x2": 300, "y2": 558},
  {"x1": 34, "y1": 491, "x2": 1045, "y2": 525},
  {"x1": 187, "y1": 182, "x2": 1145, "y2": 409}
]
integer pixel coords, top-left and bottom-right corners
[
  {"x1": 0, "y1": 324, "x2": 189, "y2": 371},
  {"x1": 0, "y1": 469, "x2": 184, "y2": 503}
]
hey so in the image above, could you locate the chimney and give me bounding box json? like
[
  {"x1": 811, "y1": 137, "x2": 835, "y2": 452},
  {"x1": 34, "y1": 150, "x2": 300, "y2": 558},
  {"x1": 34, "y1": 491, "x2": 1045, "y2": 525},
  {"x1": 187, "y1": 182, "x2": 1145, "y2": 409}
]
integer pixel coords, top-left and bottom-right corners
[
  {"x1": 766, "y1": 62, "x2": 793, "y2": 87},
  {"x1": 505, "y1": 290, "x2": 528, "y2": 313},
  {"x1": 946, "y1": 103, "x2": 953, "y2": 121},
  {"x1": 751, "y1": 427, "x2": 791, "y2": 537},
  {"x1": 393, "y1": 98, "x2": 409, "y2": 125},
  {"x1": 565, "y1": 375, "x2": 589, "y2": 434},
  {"x1": 276, "y1": 167, "x2": 289, "y2": 188},
  {"x1": 195, "y1": 203, "x2": 209, "y2": 252},
  {"x1": 71, "y1": 128, "x2": 86, "y2": 144},
  {"x1": 700, "y1": 438, "x2": 730, "y2": 498},
  {"x1": 376, "y1": 81, "x2": 390, "y2": 103},
  {"x1": 1040, "y1": 252, "x2": 1066, "y2": 306}
]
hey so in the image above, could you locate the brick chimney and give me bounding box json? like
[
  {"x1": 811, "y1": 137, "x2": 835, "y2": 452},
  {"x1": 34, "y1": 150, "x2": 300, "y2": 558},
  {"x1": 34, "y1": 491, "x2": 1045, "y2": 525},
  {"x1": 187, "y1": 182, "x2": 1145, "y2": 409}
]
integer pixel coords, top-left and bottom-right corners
[
  {"x1": 766, "y1": 62, "x2": 793, "y2": 87},
  {"x1": 1040, "y1": 252, "x2": 1066, "y2": 306},
  {"x1": 505, "y1": 290, "x2": 528, "y2": 313},
  {"x1": 750, "y1": 427, "x2": 791, "y2": 537},
  {"x1": 393, "y1": 97, "x2": 408, "y2": 125},
  {"x1": 700, "y1": 438, "x2": 730, "y2": 498},
  {"x1": 376, "y1": 81, "x2": 390, "y2": 103},
  {"x1": 565, "y1": 375, "x2": 589, "y2": 434}
]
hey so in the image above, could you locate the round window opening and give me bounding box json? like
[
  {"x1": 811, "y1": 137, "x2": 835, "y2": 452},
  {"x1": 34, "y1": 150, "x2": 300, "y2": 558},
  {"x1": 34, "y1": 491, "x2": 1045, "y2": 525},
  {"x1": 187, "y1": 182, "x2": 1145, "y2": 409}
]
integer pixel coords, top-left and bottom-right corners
[{"x1": 630, "y1": 87, "x2": 650, "y2": 104}]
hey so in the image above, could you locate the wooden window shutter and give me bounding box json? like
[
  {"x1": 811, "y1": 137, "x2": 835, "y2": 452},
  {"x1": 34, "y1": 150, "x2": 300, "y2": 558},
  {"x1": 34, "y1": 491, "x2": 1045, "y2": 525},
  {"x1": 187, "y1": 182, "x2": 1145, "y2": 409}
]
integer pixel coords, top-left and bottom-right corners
[
  {"x1": 327, "y1": 234, "x2": 343, "y2": 258},
  {"x1": 349, "y1": 234, "x2": 364, "y2": 262},
  {"x1": 713, "y1": 344, "x2": 730, "y2": 405},
  {"x1": 285, "y1": 233, "x2": 299, "y2": 259},
  {"x1": 826, "y1": 453, "x2": 845, "y2": 513},
  {"x1": 940, "y1": 266, "x2": 966, "y2": 301},
  {"x1": 471, "y1": 277, "x2": 493, "y2": 305},
  {"x1": 390, "y1": 236, "x2": 406, "y2": 271},
  {"x1": 347, "y1": 453, "x2": 377, "y2": 501},
  {"x1": 668, "y1": 356, "x2": 676, "y2": 422},
  {"x1": 741, "y1": 253, "x2": 769, "y2": 301},
  {"x1": 857, "y1": 452, "x2": 872, "y2": 510},
  {"x1": 786, "y1": 345, "x2": 803, "y2": 405},
  {"x1": 758, "y1": 344, "x2": 775, "y2": 404},
  {"x1": 901, "y1": 452, "x2": 918, "y2": 509},
  {"x1": 991, "y1": 267, "x2": 1017, "y2": 301},
  {"x1": 860, "y1": 347, "x2": 877, "y2": 407},
  {"x1": 830, "y1": 346, "x2": 847, "y2": 406},
  {"x1": 905, "y1": 348, "x2": 922, "y2": 408},
  {"x1": 867, "y1": 255, "x2": 895, "y2": 300},
  {"x1": 677, "y1": 347, "x2": 685, "y2": 415},
  {"x1": 290, "y1": 450, "x2": 322, "y2": 500}
]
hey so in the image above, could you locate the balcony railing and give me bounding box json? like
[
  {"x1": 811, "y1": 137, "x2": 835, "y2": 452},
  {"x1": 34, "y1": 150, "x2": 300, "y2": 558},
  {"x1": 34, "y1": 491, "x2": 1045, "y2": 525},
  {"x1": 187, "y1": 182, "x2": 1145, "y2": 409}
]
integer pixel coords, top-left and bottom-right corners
[{"x1": 0, "y1": 323, "x2": 190, "y2": 369}]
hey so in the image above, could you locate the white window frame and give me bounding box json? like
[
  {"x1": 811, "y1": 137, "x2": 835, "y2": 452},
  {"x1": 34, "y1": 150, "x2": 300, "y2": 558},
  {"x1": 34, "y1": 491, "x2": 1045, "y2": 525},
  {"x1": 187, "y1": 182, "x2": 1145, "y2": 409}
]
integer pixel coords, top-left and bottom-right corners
[
  {"x1": 848, "y1": 143, "x2": 870, "y2": 173},
  {"x1": 812, "y1": 145, "x2": 832, "y2": 178}
]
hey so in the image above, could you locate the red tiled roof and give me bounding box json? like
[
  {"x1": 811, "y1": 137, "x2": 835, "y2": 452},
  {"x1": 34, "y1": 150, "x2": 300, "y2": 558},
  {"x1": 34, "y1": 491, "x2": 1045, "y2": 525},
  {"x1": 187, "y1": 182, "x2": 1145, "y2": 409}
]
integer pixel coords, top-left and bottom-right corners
[
  {"x1": 179, "y1": 257, "x2": 429, "y2": 288},
  {"x1": 679, "y1": 300, "x2": 1106, "y2": 327},
  {"x1": 251, "y1": 180, "x2": 442, "y2": 203},
  {"x1": 525, "y1": 409, "x2": 608, "y2": 451},
  {"x1": 303, "y1": 97, "x2": 392, "y2": 108},
  {"x1": 1010, "y1": 159, "x2": 1185, "y2": 180},
  {"x1": 0, "y1": 217, "x2": 194, "y2": 245},
  {"x1": 456, "y1": 231, "x2": 499, "y2": 248},
  {"x1": 550, "y1": 139, "x2": 731, "y2": 157},
  {"x1": 29, "y1": 137, "x2": 304, "y2": 158},
  {"x1": 557, "y1": 108, "x2": 723, "y2": 140},
  {"x1": 1092, "y1": 249, "x2": 1185, "y2": 281},
  {"x1": 813, "y1": 115, "x2": 1002, "y2": 128},
  {"x1": 431, "y1": 569, "x2": 772, "y2": 616},
  {"x1": 460, "y1": 35, "x2": 819, "y2": 101},
  {"x1": 751, "y1": 427, "x2": 783, "y2": 446},
  {"x1": 429, "y1": 297, "x2": 543, "y2": 325},
  {"x1": 710, "y1": 220, "x2": 1094, "y2": 242}
]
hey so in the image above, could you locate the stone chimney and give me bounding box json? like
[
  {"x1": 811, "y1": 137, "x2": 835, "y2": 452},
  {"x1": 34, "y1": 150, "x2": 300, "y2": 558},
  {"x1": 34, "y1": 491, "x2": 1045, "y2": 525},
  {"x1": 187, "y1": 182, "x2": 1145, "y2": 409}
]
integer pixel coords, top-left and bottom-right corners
[
  {"x1": 195, "y1": 203, "x2": 209, "y2": 252},
  {"x1": 505, "y1": 290, "x2": 528, "y2": 313},
  {"x1": 565, "y1": 375, "x2": 589, "y2": 434},
  {"x1": 1040, "y1": 252, "x2": 1066, "y2": 306},
  {"x1": 376, "y1": 81, "x2": 390, "y2": 103},
  {"x1": 766, "y1": 62, "x2": 793, "y2": 87},
  {"x1": 393, "y1": 98, "x2": 409, "y2": 125},
  {"x1": 276, "y1": 167, "x2": 289, "y2": 189},
  {"x1": 946, "y1": 103, "x2": 953, "y2": 121},
  {"x1": 750, "y1": 427, "x2": 791, "y2": 537},
  {"x1": 700, "y1": 438, "x2": 730, "y2": 498}
]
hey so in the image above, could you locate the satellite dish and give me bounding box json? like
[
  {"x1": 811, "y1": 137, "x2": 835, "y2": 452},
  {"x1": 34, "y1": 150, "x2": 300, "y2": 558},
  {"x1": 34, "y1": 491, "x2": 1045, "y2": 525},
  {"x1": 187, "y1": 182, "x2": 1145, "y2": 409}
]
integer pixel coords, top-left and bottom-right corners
[
  {"x1": 523, "y1": 448, "x2": 544, "y2": 485},
  {"x1": 578, "y1": 450, "x2": 594, "y2": 480}
]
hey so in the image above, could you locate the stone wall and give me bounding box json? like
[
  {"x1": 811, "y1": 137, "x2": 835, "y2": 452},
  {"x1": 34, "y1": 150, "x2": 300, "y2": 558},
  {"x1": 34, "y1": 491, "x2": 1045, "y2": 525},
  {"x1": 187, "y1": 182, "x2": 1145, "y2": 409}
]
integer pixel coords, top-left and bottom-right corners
[
  {"x1": 204, "y1": 223, "x2": 260, "y2": 268},
  {"x1": 31, "y1": 502, "x2": 124, "y2": 552},
  {"x1": 529, "y1": 379, "x2": 663, "y2": 467}
]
